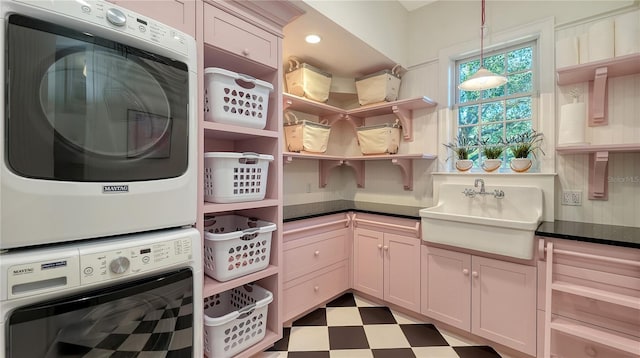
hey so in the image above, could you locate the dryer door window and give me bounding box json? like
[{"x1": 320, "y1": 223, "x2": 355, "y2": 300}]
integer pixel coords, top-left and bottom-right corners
[
  {"x1": 6, "y1": 268, "x2": 194, "y2": 357},
  {"x1": 5, "y1": 14, "x2": 190, "y2": 182}
]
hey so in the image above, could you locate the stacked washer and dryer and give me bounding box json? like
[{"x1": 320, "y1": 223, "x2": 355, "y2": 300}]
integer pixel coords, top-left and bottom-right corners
[{"x1": 0, "y1": 1, "x2": 201, "y2": 356}]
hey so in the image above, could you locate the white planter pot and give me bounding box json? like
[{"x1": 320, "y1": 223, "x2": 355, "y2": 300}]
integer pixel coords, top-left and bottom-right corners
[
  {"x1": 482, "y1": 159, "x2": 502, "y2": 172},
  {"x1": 455, "y1": 159, "x2": 473, "y2": 172},
  {"x1": 510, "y1": 158, "x2": 532, "y2": 172}
]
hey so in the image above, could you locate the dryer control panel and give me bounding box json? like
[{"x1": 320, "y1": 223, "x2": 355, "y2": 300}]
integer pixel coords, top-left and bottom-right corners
[
  {"x1": 79, "y1": 236, "x2": 193, "y2": 284},
  {"x1": 1, "y1": 228, "x2": 198, "y2": 300}
]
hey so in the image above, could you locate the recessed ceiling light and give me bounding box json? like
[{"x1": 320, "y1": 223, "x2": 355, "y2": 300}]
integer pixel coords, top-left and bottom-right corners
[{"x1": 305, "y1": 34, "x2": 321, "y2": 44}]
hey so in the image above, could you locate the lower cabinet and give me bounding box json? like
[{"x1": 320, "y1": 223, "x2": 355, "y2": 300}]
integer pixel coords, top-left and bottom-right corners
[
  {"x1": 421, "y1": 245, "x2": 537, "y2": 356},
  {"x1": 353, "y1": 227, "x2": 421, "y2": 312},
  {"x1": 282, "y1": 215, "x2": 351, "y2": 321}
]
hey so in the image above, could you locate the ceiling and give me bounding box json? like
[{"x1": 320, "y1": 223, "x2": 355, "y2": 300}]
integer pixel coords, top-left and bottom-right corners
[{"x1": 282, "y1": 1, "x2": 436, "y2": 79}]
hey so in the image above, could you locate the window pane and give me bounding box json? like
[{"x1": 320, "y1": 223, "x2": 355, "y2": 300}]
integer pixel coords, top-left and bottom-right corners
[
  {"x1": 459, "y1": 60, "x2": 480, "y2": 83},
  {"x1": 506, "y1": 97, "x2": 532, "y2": 121},
  {"x1": 480, "y1": 123, "x2": 504, "y2": 144},
  {"x1": 459, "y1": 105, "x2": 479, "y2": 125},
  {"x1": 460, "y1": 90, "x2": 480, "y2": 103},
  {"x1": 458, "y1": 126, "x2": 478, "y2": 143},
  {"x1": 483, "y1": 53, "x2": 505, "y2": 74},
  {"x1": 508, "y1": 47, "x2": 532, "y2": 73},
  {"x1": 507, "y1": 71, "x2": 533, "y2": 95},
  {"x1": 482, "y1": 85, "x2": 505, "y2": 100},
  {"x1": 506, "y1": 120, "x2": 532, "y2": 140},
  {"x1": 481, "y1": 101, "x2": 504, "y2": 123}
]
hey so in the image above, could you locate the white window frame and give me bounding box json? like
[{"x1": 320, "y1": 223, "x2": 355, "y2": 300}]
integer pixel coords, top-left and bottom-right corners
[
  {"x1": 437, "y1": 17, "x2": 555, "y2": 173},
  {"x1": 455, "y1": 40, "x2": 538, "y2": 168}
]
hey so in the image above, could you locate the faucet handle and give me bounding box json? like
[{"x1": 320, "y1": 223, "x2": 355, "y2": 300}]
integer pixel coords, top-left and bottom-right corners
[
  {"x1": 493, "y1": 189, "x2": 505, "y2": 199},
  {"x1": 462, "y1": 188, "x2": 476, "y2": 198}
]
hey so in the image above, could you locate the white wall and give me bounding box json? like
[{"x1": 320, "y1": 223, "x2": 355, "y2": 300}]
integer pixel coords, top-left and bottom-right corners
[{"x1": 303, "y1": 0, "x2": 409, "y2": 67}]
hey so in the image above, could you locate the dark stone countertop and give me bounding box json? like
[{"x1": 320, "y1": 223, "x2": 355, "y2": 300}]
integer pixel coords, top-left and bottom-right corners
[
  {"x1": 285, "y1": 202, "x2": 640, "y2": 250},
  {"x1": 283, "y1": 200, "x2": 423, "y2": 222},
  {"x1": 536, "y1": 220, "x2": 640, "y2": 249}
]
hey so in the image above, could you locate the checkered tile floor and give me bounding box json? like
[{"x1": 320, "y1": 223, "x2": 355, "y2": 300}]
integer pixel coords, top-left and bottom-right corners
[{"x1": 255, "y1": 293, "x2": 503, "y2": 358}]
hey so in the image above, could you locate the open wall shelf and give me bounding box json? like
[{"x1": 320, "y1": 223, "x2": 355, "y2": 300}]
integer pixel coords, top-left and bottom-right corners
[
  {"x1": 556, "y1": 53, "x2": 640, "y2": 126},
  {"x1": 284, "y1": 152, "x2": 437, "y2": 191},
  {"x1": 556, "y1": 144, "x2": 640, "y2": 200},
  {"x1": 283, "y1": 93, "x2": 437, "y2": 141}
]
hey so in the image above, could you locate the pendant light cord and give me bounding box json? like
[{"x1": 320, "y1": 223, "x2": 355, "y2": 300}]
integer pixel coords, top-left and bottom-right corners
[{"x1": 480, "y1": 0, "x2": 486, "y2": 64}]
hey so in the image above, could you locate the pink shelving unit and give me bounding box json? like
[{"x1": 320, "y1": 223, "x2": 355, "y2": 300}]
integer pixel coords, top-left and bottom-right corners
[
  {"x1": 556, "y1": 53, "x2": 640, "y2": 126},
  {"x1": 556, "y1": 144, "x2": 640, "y2": 200},
  {"x1": 282, "y1": 94, "x2": 438, "y2": 191},
  {"x1": 555, "y1": 54, "x2": 640, "y2": 201}
]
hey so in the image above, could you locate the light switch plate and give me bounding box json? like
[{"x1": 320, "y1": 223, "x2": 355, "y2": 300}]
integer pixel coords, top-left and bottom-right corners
[{"x1": 561, "y1": 190, "x2": 582, "y2": 206}]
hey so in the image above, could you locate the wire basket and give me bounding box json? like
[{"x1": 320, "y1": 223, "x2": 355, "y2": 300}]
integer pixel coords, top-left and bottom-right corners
[
  {"x1": 203, "y1": 215, "x2": 276, "y2": 282},
  {"x1": 203, "y1": 283, "x2": 273, "y2": 358}
]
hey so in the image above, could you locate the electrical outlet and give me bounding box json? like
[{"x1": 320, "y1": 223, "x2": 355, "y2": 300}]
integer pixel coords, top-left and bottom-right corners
[
  {"x1": 561, "y1": 190, "x2": 582, "y2": 206},
  {"x1": 306, "y1": 183, "x2": 311, "y2": 193}
]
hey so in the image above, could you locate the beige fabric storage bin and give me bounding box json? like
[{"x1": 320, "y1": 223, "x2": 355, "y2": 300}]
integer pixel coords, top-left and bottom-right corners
[
  {"x1": 284, "y1": 111, "x2": 331, "y2": 153},
  {"x1": 356, "y1": 121, "x2": 401, "y2": 155},
  {"x1": 355, "y1": 66, "x2": 402, "y2": 106},
  {"x1": 285, "y1": 58, "x2": 332, "y2": 103}
]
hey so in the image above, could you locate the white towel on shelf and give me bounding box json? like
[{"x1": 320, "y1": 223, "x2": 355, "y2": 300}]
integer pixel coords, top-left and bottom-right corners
[
  {"x1": 556, "y1": 36, "x2": 579, "y2": 68},
  {"x1": 558, "y1": 102, "x2": 587, "y2": 146},
  {"x1": 578, "y1": 32, "x2": 589, "y2": 64},
  {"x1": 614, "y1": 11, "x2": 640, "y2": 57},
  {"x1": 588, "y1": 19, "x2": 615, "y2": 62}
]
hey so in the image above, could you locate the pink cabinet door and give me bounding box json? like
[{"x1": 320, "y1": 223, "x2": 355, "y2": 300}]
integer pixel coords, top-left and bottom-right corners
[
  {"x1": 353, "y1": 228, "x2": 384, "y2": 299},
  {"x1": 472, "y1": 256, "x2": 537, "y2": 356},
  {"x1": 420, "y1": 245, "x2": 471, "y2": 331},
  {"x1": 384, "y1": 233, "x2": 421, "y2": 312},
  {"x1": 106, "y1": 0, "x2": 196, "y2": 36}
]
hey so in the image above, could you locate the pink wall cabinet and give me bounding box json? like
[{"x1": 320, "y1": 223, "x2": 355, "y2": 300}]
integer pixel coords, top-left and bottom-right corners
[
  {"x1": 538, "y1": 238, "x2": 640, "y2": 358},
  {"x1": 421, "y1": 246, "x2": 537, "y2": 356},
  {"x1": 106, "y1": 0, "x2": 196, "y2": 36},
  {"x1": 353, "y1": 224, "x2": 421, "y2": 313},
  {"x1": 282, "y1": 214, "x2": 351, "y2": 322}
]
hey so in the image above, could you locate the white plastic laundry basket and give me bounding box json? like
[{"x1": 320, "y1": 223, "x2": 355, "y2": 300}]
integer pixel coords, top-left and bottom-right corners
[
  {"x1": 203, "y1": 283, "x2": 273, "y2": 358},
  {"x1": 203, "y1": 215, "x2": 276, "y2": 282},
  {"x1": 204, "y1": 152, "x2": 273, "y2": 203},
  {"x1": 204, "y1": 67, "x2": 274, "y2": 129}
]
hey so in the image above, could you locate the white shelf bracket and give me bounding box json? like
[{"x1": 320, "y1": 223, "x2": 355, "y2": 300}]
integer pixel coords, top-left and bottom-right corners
[
  {"x1": 589, "y1": 151, "x2": 609, "y2": 200},
  {"x1": 589, "y1": 67, "x2": 608, "y2": 126},
  {"x1": 284, "y1": 155, "x2": 295, "y2": 164},
  {"x1": 392, "y1": 106, "x2": 413, "y2": 141},
  {"x1": 391, "y1": 158, "x2": 413, "y2": 191},
  {"x1": 343, "y1": 160, "x2": 365, "y2": 188}
]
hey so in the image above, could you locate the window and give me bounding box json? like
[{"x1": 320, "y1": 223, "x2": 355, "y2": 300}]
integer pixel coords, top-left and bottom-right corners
[{"x1": 455, "y1": 41, "x2": 536, "y2": 168}]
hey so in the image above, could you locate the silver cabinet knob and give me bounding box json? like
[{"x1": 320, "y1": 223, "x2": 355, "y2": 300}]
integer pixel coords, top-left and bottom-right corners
[
  {"x1": 109, "y1": 257, "x2": 130, "y2": 274},
  {"x1": 106, "y1": 8, "x2": 127, "y2": 27}
]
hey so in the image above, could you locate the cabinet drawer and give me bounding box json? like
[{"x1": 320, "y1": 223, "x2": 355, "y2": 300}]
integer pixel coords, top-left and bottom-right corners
[
  {"x1": 283, "y1": 261, "x2": 349, "y2": 322},
  {"x1": 284, "y1": 229, "x2": 349, "y2": 282},
  {"x1": 203, "y1": 4, "x2": 278, "y2": 68}
]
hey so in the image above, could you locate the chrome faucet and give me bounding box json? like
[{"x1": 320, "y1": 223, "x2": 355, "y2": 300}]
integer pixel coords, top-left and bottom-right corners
[
  {"x1": 474, "y1": 179, "x2": 485, "y2": 194},
  {"x1": 462, "y1": 179, "x2": 505, "y2": 199}
]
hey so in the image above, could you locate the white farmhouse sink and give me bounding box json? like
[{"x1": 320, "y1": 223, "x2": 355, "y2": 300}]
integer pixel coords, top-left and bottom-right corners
[{"x1": 420, "y1": 183, "x2": 543, "y2": 259}]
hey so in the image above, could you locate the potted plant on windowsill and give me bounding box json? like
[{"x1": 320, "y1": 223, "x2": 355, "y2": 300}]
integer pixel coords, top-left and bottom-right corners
[
  {"x1": 443, "y1": 135, "x2": 475, "y2": 172},
  {"x1": 480, "y1": 138, "x2": 505, "y2": 172},
  {"x1": 506, "y1": 129, "x2": 545, "y2": 172}
]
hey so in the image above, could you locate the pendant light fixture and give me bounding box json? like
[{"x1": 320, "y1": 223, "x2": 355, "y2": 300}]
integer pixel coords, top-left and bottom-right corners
[{"x1": 458, "y1": 0, "x2": 507, "y2": 91}]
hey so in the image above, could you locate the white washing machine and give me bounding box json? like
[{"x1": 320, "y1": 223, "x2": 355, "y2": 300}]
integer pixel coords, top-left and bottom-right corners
[{"x1": 0, "y1": 228, "x2": 203, "y2": 357}]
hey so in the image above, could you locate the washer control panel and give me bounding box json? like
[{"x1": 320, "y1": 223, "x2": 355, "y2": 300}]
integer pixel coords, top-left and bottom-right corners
[
  {"x1": 80, "y1": 236, "x2": 193, "y2": 285},
  {"x1": 12, "y1": 0, "x2": 189, "y2": 56}
]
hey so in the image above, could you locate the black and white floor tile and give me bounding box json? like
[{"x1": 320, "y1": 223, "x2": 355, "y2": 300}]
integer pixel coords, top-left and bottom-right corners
[{"x1": 255, "y1": 293, "x2": 505, "y2": 358}]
